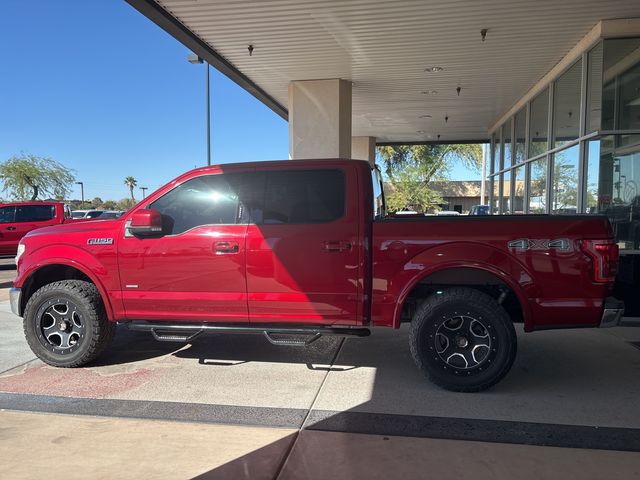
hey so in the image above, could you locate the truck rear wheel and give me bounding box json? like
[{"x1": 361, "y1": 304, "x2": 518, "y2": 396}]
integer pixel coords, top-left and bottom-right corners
[
  {"x1": 23, "y1": 280, "x2": 115, "y2": 367},
  {"x1": 409, "y1": 287, "x2": 517, "y2": 392}
]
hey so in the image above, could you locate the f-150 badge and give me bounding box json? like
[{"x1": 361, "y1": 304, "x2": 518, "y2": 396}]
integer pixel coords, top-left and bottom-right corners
[{"x1": 87, "y1": 238, "x2": 114, "y2": 245}]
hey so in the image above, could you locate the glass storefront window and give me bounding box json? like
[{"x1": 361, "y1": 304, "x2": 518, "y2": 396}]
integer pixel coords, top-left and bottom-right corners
[
  {"x1": 493, "y1": 135, "x2": 502, "y2": 174},
  {"x1": 598, "y1": 135, "x2": 640, "y2": 251},
  {"x1": 585, "y1": 140, "x2": 600, "y2": 214},
  {"x1": 551, "y1": 145, "x2": 579, "y2": 214},
  {"x1": 513, "y1": 165, "x2": 525, "y2": 213},
  {"x1": 602, "y1": 38, "x2": 640, "y2": 134},
  {"x1": 586, "y1": 42, "x2": 603, "y2": 134},
  {"x1": 553, "y1": 60, "x2": 582, "y2": 148},
  {"x1": 514, "y1": 108, "x2": 526, "y2": 164},
  {"x1": 502, "y1": 171, "x2": 511, "y2": 213},
  {"x1": 529, "y1": 88, "x2": 549, "y2": 158},
  {"x1": 503, "y1": 122, "x2": 512, "y2": 170},
  {"x1": 491, "y1": 176, "x2": 499, "y2": 214},
  {"x1": 529, "y1": 157, "x2": 547, "y2": 214}
]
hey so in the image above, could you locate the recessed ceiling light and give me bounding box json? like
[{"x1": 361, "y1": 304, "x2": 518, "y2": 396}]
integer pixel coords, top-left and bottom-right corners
[
  {"x1": 419, "y1": 114, "x2": 432, "y2": 118},
  {"x1": 422, "y1": 90, "x2": 438, "y2": 95},
  {"x1": 424, "y1": 66, "x2": 444, "y2": 72}
]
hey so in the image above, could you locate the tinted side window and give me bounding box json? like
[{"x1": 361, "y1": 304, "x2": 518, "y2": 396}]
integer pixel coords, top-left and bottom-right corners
[
  {"x1": 0, "y1": 206, "x2": 15, "y2": 223},
  {"x1": 15, "y1": 205, "x2": 55, "y2": 222},
  {"x1": 150, "y1": 173, "x2": 254, "y2": 235},
  {"x1": 263, "y1": 170, "x2": 345, "y2": 224}
]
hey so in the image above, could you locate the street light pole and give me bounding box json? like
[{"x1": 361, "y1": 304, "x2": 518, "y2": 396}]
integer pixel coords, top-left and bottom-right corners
[
  {"x1": 140, "y1": 187, "x2": 148, "y2": 199},
  {"x1": 188, "y1": 53, "x2": 211, "y2": 166},
  {"x1": 75, "y1": 181, "x2": 84, "y2": 208}
]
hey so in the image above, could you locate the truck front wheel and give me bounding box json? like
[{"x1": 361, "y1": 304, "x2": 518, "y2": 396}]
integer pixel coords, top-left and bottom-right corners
[
  {"x1": 23, "y1": 280, "x2": 115, "y2": 367},
  {"x1": 409, "y1": 288, "x2": 517, "y2": 392}
]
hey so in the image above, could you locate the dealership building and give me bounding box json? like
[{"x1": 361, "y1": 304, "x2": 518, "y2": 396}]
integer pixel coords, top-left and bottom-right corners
[{"x1": 127, "y1": 1, "x2": 640, "y2": 311}]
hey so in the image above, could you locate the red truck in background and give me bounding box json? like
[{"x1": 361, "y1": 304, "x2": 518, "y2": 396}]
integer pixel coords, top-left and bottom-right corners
[
  {"x1": 10, "y1": 159, "x2": 623, "y2": 391},
  {"x1": 0, "y1": 202, "x2": 71, "y2": 257}
]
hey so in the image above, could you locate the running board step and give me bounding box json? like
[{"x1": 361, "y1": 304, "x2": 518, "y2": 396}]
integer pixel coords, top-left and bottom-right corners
[
  {"x1": 127, "y1": 321, "x2": 370, "y2": 344},
  {"x1": 263, "y1": 332, "x2": 322, "y2": 346}
]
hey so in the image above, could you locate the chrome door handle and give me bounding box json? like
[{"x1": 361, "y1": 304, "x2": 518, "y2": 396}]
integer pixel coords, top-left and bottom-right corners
[
  {"x1": 323, "y1": 241, "x2": 352, "y2": 252},
  {"x1": 213, "y1": 241, "x2": 239, "y2": 254}
]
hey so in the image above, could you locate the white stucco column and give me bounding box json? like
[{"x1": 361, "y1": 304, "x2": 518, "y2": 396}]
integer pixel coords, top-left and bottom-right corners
[
  {"x1": 351, "y1": 136, "x2": 377, "y2": 166},
  {"x1": 288, "y1": 79, "x2": 352, "y2": 159}
]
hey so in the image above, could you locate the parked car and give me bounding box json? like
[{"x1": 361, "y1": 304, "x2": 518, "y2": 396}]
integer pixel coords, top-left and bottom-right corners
[
  {"x1": 437, "y1": 210, "x2": 460, "y2": 216},
  {"x1": 0, "y1": 202, "x2": 70, "y2": 257},
  {"x1": 97, "y1": 211, "x2": 124, "y2": 219},
  {"x1": 11, "y1": 159, "x2": 622, "y2": 392},
  {"x1": 71, "y1": 209, "x2": 104, "y2": 219},
  {"x1": 469, "y1": 205, "x2": 490, "y2": 215}
]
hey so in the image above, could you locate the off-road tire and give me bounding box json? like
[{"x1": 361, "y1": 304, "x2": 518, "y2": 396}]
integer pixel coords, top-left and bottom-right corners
[
  {"x1": 409, "y1": 287, "x2": 517, "y2": 392},
  {"x1": 23, "y1": 280, "x2": 115, "y2": 367}
]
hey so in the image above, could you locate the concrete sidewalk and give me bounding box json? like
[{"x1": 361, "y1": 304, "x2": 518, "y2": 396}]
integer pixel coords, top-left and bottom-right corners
[{"x1": 1, "y1": 410, "x2": 639, "y2": 480}]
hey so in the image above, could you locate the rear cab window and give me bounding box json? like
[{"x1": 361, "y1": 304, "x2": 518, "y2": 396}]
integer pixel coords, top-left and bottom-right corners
[{"x1": 261, "y1": 169, "x2": 345, "y2": 224}]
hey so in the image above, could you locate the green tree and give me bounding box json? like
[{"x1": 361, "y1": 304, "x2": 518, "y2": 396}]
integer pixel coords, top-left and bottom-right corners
[
  {"x1": 90, "y1": 197, "x2": 104, "y2": 208},
  {"x1": 0, "y1": 154, "x2": 76, "y2": 201},
  {"x1": 124, "y1": 176, "x2": 137, "y2": 202},
  {"x1": 117, "y1": 198, "x2": 135, "y2": 211},
  {"x1": 102, "y1": 200, "x2": 118, "y2": 210},
  {"x1": 377, "y1": 144, "x2": 482, "y2": 213}
]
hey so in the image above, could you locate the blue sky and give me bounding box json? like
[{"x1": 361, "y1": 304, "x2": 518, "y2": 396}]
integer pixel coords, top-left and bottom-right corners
[{"x1": 1, "y1": 0, "x2": 478, "y2": 201}]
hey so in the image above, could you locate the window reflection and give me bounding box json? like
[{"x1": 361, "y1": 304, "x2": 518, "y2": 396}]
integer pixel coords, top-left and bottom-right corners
[
  {"x1": 502, "y1": 171, "x2": 511, "y2": 213},
  {"x1": 551, "y1": 145, "x2": 579, "y2": 214},
  {"x1": 513, "y1": 166, "x2": 525, "y2": 213},
  {"x1": 585, "y1": 140, "x2": 600, "y2": 214},
  {"x1": 529, "y1": 158, "x2": 547, "y2": 214},
  {"x1": 529, "y1": 89, "x2": 549, "y2": 157},
  {"x1": 599, "y1": 136, "x2": 640, "y2": 250},
  {"x1": 514, "y1": 108, "x2": 526, "y2": 164},
  {"x1": 503, "y1": 122, "x2": 512, "y2": 170},
  {"x1": 553, "y1": 60, "x2": 581, "y2": 148}
]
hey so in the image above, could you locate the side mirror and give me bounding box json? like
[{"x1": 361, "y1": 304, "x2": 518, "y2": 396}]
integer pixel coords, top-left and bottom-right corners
[{"x1": 129, "y1": 209, "x2": 163, "y2": 237}]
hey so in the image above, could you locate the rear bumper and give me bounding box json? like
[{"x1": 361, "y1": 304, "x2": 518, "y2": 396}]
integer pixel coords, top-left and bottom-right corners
[
  {"x1": 600, "y1": 297, "x2": 624, "y2": 328},
  {"x1": 9, "y1": 288, "x2": 21, "y2": 317}
]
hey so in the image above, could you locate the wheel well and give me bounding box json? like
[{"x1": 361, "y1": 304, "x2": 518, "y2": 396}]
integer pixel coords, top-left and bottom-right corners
[
  {"x1": 400, "y1": 267, "x2": 524, "y2": 324},
  {"x1": 21, "y1": 265, "x2": 93, "y2": 314}
]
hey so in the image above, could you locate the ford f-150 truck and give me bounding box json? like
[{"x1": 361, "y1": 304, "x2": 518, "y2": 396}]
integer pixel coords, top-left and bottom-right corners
[{"x1": 10, "y1": 159, "x2": 623, "y2": 391}]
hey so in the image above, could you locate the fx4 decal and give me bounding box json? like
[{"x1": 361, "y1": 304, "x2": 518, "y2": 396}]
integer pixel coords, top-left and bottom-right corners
[{"x1": 508, "y1": 238, "x2": 570, "y2": 252}]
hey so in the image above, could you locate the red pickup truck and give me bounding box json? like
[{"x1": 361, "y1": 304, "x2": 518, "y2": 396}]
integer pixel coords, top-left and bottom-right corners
[
  {"x1": 0, "y1": 202, "x2": 71, "y2": 257},
  {"x1": 10, "y1": 159, "x2": 622, "y2": 391}
]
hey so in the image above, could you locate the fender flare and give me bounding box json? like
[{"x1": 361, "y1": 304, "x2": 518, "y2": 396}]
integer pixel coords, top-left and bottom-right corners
[
  {"x1": 20, "y1": 247, "x2": 115, "y2": 320},
  {"x1": 391, "y1": 242, "x2": 535, "y2": 330}
]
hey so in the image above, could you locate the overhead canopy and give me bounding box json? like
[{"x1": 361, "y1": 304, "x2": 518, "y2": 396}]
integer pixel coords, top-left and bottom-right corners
[{"x1": 127, "y1": 0, "x2": 640, "y2": 143}]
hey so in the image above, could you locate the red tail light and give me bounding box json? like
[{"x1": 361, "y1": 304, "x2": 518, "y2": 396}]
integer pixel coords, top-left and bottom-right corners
[{"x1": 581, "y1": 239, "x2": 619, "y2": 283}]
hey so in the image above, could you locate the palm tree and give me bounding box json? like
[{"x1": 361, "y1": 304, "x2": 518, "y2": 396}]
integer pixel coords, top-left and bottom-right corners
[{"x1": 124, "y1": 176, "x2": 137, "y2": 202}]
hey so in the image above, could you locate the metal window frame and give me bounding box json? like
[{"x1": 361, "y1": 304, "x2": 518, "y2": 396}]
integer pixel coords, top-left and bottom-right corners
[
  {"x1": 524, "y1": 102, "x2": 531, "y2": 213},
  {"x1": 509, "y1": 116, "x2": 516, "y2": 213},
  {"x1": 545, "y1": 82, "x2": 555, "y2": 214},
  {"x1": 498, "y1": 125, "x2": 505, "y2": 213},
  {"x1": 577, "y1": 52, "x2": 589, "y2": 213}
]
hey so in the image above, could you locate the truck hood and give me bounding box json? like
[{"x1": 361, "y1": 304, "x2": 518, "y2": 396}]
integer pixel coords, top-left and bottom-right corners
[{"x1": 24, "y1": 219, "x2": 122, "y2": 239}]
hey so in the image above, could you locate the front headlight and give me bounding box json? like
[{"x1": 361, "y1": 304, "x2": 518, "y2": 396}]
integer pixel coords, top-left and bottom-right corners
[{"x1": 15, "y1": 243, "x2": 26, "y2": 265}]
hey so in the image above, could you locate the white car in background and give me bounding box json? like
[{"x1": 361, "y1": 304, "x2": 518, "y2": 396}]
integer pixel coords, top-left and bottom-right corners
[{"x1": 70, "y1": 209, "x2": 104, "y2": 219}]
